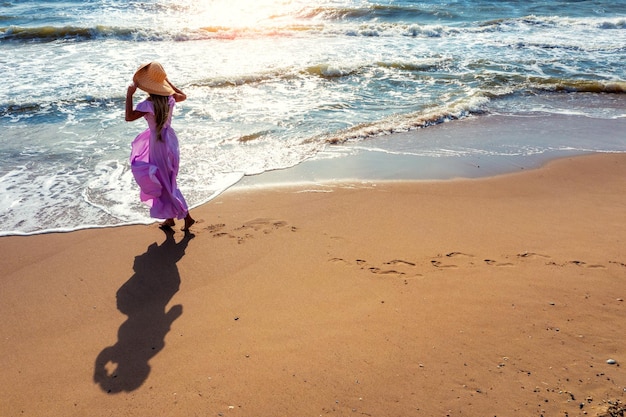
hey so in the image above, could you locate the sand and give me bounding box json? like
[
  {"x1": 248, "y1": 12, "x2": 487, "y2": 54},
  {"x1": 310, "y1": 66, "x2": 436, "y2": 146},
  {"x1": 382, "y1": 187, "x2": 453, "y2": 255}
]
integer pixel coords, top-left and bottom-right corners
[{"x1": 1, "y1": 152, "x2": 625, "y2": 417}]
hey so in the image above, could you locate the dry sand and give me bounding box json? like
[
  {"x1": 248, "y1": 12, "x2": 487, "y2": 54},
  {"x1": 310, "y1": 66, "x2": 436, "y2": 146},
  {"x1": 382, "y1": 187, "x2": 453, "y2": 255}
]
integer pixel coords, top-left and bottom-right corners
[{"x1": 1, "y1": 152, "x2": 625, "y2": 417}]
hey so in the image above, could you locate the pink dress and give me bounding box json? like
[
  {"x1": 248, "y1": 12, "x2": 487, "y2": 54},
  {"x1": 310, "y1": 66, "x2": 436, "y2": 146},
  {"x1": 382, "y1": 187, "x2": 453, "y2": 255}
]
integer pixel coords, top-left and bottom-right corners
[{"x1": 129, "y1": 97, "x2": 189, "y2": 220}]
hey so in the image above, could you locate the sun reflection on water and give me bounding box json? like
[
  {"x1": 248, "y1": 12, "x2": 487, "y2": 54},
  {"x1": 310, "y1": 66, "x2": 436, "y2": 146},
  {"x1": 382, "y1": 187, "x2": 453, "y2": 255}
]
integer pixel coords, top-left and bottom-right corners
[{"x1": 179, "y1": 0, "x2": 307, "y2": 29}]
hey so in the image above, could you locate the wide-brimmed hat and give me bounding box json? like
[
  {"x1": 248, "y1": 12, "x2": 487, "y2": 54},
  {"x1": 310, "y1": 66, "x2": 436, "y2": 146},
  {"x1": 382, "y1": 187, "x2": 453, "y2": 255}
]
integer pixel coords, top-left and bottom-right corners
[{"x1": 133, "y1": 62, "x2": 175, "y2": 96}]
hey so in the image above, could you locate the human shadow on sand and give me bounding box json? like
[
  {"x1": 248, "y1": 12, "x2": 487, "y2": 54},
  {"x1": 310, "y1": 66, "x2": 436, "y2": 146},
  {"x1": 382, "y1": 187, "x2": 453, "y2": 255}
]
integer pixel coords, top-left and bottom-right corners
[{"x1": 94, "y1": 229, "x2": 193, "y2": 394}]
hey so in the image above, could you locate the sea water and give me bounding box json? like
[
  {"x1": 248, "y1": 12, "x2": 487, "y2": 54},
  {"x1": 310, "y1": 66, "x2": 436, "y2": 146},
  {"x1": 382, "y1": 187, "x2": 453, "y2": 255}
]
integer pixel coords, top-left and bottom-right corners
[{"x1": 1, "y1": 0, "x2": 625, "y2": 235}]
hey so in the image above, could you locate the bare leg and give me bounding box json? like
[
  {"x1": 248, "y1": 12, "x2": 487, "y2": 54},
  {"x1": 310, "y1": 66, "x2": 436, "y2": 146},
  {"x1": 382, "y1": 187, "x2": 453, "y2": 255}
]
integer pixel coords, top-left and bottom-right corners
[{"x1": 182, "y1": 213, "x2": 195, "y2": 231}]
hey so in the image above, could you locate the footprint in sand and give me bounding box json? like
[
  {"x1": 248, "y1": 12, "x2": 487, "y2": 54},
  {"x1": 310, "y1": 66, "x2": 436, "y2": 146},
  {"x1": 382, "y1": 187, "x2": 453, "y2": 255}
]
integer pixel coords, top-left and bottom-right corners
[
  {"x1": 379, "y1": 259, "x2": 422, "y2": 278},
  {"x1": 235, "y1": 218, "x2": 284, "y2": 233},
  {"x1": 385, "y1": 259, "x2": 416, "y2": 267},
  {"x1": 431, "y1": 260, "x2": 458, "y2": 269},
  {"x1": 446, "y1": 252, "x2": 474, "y2": 259},
  {"x1": 206, "y1": 224, "x2": 237, "y2": 240},
  {"x1": 368, "y1": 267, "x2": 405, "y2": 275},
  {"x1": 332, "y1": 251, "x2": 619, "y2": 280},
  {"x1": 206, "y1": 223, "x2": 226, "y2": 233},
  {"x1": 206, "y1": 219, "x2": 296, "y2": 243},
  {"x1": 329, "y1": 258, "x2": 422, "y2": 279},
  {"x1": 484, "y1": 259, "x2": 515, "y2": 267},
  {"x1": 430, "y1": 252, "x2": 475, "y2": 268},
  {"x1": 517, "y1": 252, "x2": 551, "y2": 259},
  {"x1": 568, "y1": 260, "x2": 606, "y2": 269},
  {"x1": 329, "y1": 257, "x2": 351, "y2": 266}
]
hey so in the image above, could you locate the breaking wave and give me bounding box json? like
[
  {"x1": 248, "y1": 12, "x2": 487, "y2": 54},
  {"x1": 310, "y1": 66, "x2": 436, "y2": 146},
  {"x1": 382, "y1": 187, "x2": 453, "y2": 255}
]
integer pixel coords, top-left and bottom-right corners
[{"x1": 2, "y1": 14, "x2": 624, "y2": 43}]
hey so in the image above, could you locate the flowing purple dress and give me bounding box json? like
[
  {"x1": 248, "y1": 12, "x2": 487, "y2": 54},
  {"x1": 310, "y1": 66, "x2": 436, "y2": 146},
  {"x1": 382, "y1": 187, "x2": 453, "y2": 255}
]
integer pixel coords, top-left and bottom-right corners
[{"x1": 129, "y1": 97, "x2": 189, "y2": 220}]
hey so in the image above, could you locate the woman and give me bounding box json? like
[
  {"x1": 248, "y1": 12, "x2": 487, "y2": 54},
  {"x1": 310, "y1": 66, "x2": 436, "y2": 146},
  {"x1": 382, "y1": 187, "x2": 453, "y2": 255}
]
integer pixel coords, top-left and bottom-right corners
[{"x1": 125, "y1": 62, "x2": 195, "y2": 231}]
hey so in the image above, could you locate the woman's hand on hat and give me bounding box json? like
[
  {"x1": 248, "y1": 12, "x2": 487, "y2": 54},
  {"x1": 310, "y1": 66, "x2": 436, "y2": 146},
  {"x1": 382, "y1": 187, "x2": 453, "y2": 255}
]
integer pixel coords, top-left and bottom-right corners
[{"x1": 127, "y1": 82, "x2": 137, "y2": 95}]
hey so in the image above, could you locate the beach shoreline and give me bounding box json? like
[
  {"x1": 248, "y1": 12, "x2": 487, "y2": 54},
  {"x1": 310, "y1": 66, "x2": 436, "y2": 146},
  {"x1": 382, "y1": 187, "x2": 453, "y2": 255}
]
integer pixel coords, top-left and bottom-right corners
[
  {"x1": 1, "y1": 147, "x2": 625, "y2": 416},
  {"x1": 3, "y1": 105, "x2": 625, "y2": 237},
  {"x1": 236, "y1": 111, "x2": 626, "y2": 189}
]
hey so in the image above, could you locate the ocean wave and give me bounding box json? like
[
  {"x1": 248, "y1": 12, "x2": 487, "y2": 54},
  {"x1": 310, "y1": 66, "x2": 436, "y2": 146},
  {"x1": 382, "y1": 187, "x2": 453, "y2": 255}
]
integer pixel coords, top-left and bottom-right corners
[
  {"x1": 598, "y1": 19, "x2": 626, "y2": 29},
  {"x1": 375, "y1": 59, "x2": 452, "y2": 72},
  {"x1": 321, "y1": 95, "x2": 491, "y2": 145},
  {"x1": 529, "y1": 79, "x2": 626, "y2": 94},
  {"x1": 313, "y1": 15, "x2": 625, "y2": 39},
  {"x1": 479, "y1": 14, "x2": 626, "y2": 32},
  {"x1": 319, "y1": 77, "x2": 626, "y2": 145},
  {"x1": 305, "y1": 14, "x2": 622, "y2": 39},
  {"x1": 0, "y1": 97, "x2": 119, "y2": 120},
  {"x1": 0, "y1": 25, "x2": 135, "y2": 42},
  {"x1": 479, "y1": 77, "x2": 626, "y2": 99},
  {"x1": 304, "y1": 64, "x2": 358, "y2": 79},
  {"x1": 3, "y1": 62, "x2": 622, "y2": 122},
  {"x1": 189, "y1": 58, "x2": 451, "y2": 89},
  {"x1": 3, "y1": 12, "x2": 623, "y2": 43},
  {"x1": 237, "y1": 130, "x2": 277, "y2": 143},
  {"x1": 303, "y1": 59, "x2": 451, "y2": 78},
  {"x1": 0, "y1": 23, "x2": 321, "y2": 42},
  {"x1": 189, "y1": 68, "x2": 302, "y2": 89},
  {"x1": 0, "y1": 21, "x2": 436, "y2": 43},
  {"x1": 189, "y1": 62, "x2": 373, "y2": 87},
  {"x1": 294, "y1": 4, "x2": 450, "y2": 22}
]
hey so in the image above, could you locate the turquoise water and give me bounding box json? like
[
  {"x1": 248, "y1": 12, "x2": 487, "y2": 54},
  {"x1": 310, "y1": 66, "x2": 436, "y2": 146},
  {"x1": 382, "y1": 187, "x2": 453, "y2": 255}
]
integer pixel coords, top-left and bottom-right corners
[{"x1": 1, "y1": 0, "x2": 625, "y2": 234}]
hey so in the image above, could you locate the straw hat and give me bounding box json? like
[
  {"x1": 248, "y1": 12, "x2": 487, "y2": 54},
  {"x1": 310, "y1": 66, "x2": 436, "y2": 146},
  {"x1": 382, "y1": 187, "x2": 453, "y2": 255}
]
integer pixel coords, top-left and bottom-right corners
[{"x1": 133, "y1": 62, "x2": 175, "y2": 96}]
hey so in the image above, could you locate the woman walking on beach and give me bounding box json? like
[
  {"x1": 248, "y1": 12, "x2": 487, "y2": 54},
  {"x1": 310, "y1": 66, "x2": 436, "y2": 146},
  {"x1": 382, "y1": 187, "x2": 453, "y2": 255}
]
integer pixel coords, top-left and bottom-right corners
[{"x1": 126, "y1": 62, "x2": 195, "y2": 231}]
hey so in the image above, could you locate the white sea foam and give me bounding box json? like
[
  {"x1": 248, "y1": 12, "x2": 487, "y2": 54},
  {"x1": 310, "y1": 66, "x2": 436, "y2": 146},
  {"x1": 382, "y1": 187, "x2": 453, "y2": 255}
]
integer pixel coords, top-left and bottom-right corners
[{"x1": 1, "y1": 0, "x2": 625, "y2": 234}]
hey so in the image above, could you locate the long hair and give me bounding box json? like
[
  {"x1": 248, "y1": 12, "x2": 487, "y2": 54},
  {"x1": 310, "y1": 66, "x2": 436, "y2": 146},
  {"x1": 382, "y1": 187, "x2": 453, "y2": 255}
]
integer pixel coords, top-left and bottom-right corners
[{"x1": 150, "y1": 94, "x2": 170, "y2": 141}]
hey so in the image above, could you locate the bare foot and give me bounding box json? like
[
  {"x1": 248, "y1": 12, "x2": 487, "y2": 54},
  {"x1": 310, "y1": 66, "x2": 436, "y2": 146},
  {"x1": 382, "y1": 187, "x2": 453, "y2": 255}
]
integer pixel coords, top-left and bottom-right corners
[
  {"x1": 160, "y1": 219, "x2": 175, "y2": 229},
  {"x1": 182, "y1": 215, "x2": 195, "y2": 231}
]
